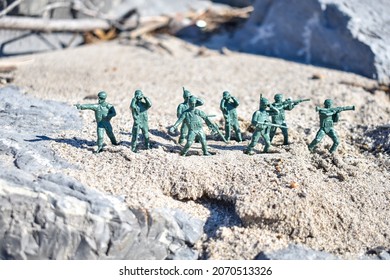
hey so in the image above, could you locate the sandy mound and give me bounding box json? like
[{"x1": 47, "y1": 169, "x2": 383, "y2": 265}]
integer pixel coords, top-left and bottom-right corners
[{"x1": 7, "y1": 35, "x2": 390, "y2": 259}]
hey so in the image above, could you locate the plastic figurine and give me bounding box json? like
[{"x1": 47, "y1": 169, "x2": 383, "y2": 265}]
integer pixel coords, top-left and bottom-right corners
[
  {"x1": 75, "y1": 91, "x2": 118, "y2": 153},
  {"x1": 270, "y1": 94, "x2": 310, "y2": 145},
  {"x1": 170, "y1": 96, "x2": 222, "y2": 156},
  {"x1": 176, "y1": 87, "x2": 204, "y2": 145},
  {"x1": 220, "y1": 91, "x2": 242, "y2": 142},
  {"x1": 244, "y1": 96, "x2": 285, "y2": 155},
  {"x1": 130, "y1": 89, "x2": 152, "y2": 152},
  {"x1": 308, "y1": 99, "x2": 355, "y2": 153}
]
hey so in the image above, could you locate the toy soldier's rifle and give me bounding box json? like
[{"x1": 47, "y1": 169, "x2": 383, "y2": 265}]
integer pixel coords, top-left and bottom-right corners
[
  {"x1": 205, "y1": 115, "x2": 228, "y2": 143},
  {"x1": 208, "y1": 122, "x2": 228, "y2": 143},
  {"x1": 284, "y1": 98, "x2": 311, "y2": 106},
  {"x1": 255, "y1": 122, "x2": 287, "y2": 129}
]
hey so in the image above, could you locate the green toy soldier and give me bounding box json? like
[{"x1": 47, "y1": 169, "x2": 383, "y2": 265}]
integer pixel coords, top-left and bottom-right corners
[
  {"x1": 308, "y1": 99, "x2": 355, "y2": 153},
  {"x1": 244, "y1": 96, "x2": 284, "y2": 155},
  {"x1": 75, "y1": 91, "x2": 118, "y2": 153},
  {"x1": 130, "y1": 89, "x2": 152, "y2": 152},
  {"x1": 170, "y1": 96, "x2": 216, "y2": 156},
  {"x1": 220, "y1": 91, "x2": 242, "y2": 142},
  {"x1": 270, "y1": 93, "x2": 310, "y2": 145},
  {"x1": 176, "y1": 87, "x2": 204, "y2": 145}
]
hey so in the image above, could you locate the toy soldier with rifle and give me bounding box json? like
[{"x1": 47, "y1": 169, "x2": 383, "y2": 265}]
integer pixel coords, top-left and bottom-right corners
[
  {"x1": 308, "y1": 99, "x2": 355, "y2": 153},
  {"x1": 176, "y1": 87, "x2": 204, "y2": 145},
  {"x1": 270, "y1": 93, "x2": 310, "y2": 145},
  {"x1": 244, "y1": 95, "x2": 285, "y2": 155}
]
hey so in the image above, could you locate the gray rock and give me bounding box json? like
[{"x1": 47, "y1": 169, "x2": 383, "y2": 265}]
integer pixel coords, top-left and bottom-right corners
[
  {"x1": 0, "y1": 87, "x2": 204, "y2": 259},
  {"x1": 211, "y1": 0, "x2": 254, "y2": 7},
  {"x1": 255, "y1": 244, "x2": 338, "y2": 260},
  {"x1": 361, "y1": 247, "x2": 390, "y2": 260},
  {"x1": 224, "y1": 0, "x2": 390, "y2": 83},
  {"x1": 0, "y1": 86, "x2": 79, "y2": 172},
  {"x1": 0, "y1": 174, "x2": 203, "y2": 260}
]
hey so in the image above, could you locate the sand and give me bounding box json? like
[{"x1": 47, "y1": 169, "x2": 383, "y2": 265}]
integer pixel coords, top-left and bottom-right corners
[{"x1": 5, "y1": 35, "x2": 390, "y2": 259}]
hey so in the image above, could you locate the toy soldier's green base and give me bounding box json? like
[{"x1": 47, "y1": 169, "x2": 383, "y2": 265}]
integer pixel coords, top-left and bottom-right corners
[
  {"x1": 308, "y1": 142, "x2": 339, "y2": 153},
  {"x1": 131, "y1": 141, "x2": 151, "y2": 153},
  {"x1": 243, "y1": 149, "x2": 256, "y2": 155}
]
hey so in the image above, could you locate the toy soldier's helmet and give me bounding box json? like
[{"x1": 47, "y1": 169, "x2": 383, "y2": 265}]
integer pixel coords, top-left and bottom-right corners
[
  {"x1": 135, "y1": 89, "x2": 143, "y2": 97},
  {"x1": 98, "y1": 91, "x2": 107, "y2": 99},
  {"x1": 324, "y1": 99, "x2": 333, "y2": 108},
  {"x1": 183, "y1": 89, "x2": 192, "y2": 99},
  {"x1": 260, "y1": 96, "x2": 269, "y2": 108},
  {"x1": 274, "y1": 93, "x2": 283, "y2": 102},
  {"x1": 223, "y1": 91, "x2": 231, "y2": 99}
]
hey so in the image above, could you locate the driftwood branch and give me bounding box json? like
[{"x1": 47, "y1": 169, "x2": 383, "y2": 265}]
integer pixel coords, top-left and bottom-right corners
[
  {"x1": 127, "y1": 16, "x2": 170, "y2": 39},
  {"x1": 0, "y1": 5, "x2": 252, "y2": 40},
  {"x1": 0, "y1": 16, "x2": 111, "y2": 32}
]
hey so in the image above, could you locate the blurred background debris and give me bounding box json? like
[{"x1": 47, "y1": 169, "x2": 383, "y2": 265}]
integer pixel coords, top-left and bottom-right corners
[{"x1": 0, "y1": 0, "x2": 389, "y2": 86}]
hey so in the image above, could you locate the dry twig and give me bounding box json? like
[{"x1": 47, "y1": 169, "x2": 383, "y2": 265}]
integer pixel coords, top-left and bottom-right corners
[{"x1": 0, "y1": 0, "x2": 23, "y2": 17}]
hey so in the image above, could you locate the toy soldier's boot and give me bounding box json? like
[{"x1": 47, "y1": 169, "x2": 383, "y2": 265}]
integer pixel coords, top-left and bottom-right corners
[
  {"x1": 200, "y1": 138, "x2": 211, "y2": 156},
  {"x1": 308, "y1": 141, "x2": 317, "y2": 152},
  {"x1": 329, "y1": 140, "x2": 339, "y2": 153},
  {"x1": 109, "y1": 136, "x2": 119, "y2": 146},
  {"x1": 144, "y1": 138, "x2": 151, "y2": 149},
  {"x1": 282, "y1": 127, "x2": 289, "y2": 145},
  {"x1": 180, "y1": 145, "x2": 190, "y2": 156},
  {"x1": 244, "y1": 147, "x2": 255, "y2": 155},
  {"x1": 236, "y1": 131, "x2": 242, "y2": 142},
  {"x1": 131, "y1": 141, "x2": 137, "y2": 152},
  {"x1": 95, "y1": 140, "x2": 104, "y2": 153},
  {"x1": 244, "y1": 142, "x2": 256, "y2": 155}
]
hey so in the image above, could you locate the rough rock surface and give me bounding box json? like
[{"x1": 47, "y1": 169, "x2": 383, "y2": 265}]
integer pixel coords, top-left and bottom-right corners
[
  {"x1": 255, "y1": 244, "x2": 338, "y2": 260},
  {"x1": 226, "y1": 0, "x2": 390, "y2": 84},
  {"x1": 3, "y1": 35, "x2": 390, "y2": 259},
  {"x1": 0, "y1": 87, "x2": 204, "y2": 260}
]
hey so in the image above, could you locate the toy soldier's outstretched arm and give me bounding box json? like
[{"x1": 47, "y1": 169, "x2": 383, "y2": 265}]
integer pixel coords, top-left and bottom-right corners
[
  {"x1": 169, "y1": 113, "x2": 186, "y2": 134},
  {"x1": 74, "y1": 104, "x2": 97, "y2": 111}
]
